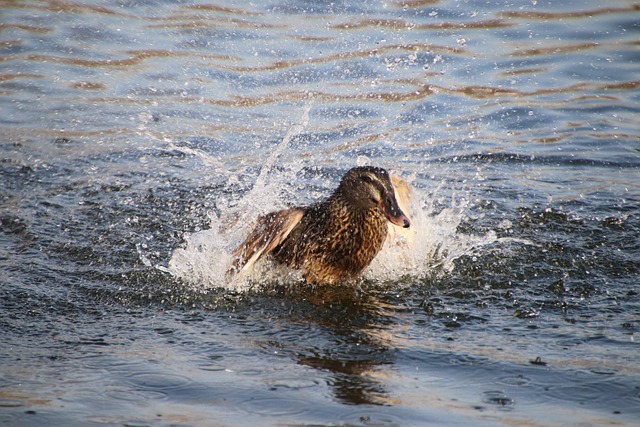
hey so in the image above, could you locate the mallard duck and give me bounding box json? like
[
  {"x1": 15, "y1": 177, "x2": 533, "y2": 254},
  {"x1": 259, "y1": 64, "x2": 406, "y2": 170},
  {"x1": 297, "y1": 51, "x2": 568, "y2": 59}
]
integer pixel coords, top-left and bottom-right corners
[{"x1": 228, "y1": 166, "x2": 411, "y2": 285}]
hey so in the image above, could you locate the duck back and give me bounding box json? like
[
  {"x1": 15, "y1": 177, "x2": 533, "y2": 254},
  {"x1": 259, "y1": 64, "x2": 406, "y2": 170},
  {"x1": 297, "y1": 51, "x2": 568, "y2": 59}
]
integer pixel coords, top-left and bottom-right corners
[{"x1": 272, "y1": 197, "x2": 388, "y2": 285}]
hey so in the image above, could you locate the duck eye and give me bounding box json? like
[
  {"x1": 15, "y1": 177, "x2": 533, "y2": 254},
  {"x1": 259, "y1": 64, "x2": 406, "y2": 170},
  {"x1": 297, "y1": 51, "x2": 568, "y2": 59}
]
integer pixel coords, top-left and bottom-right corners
[{"x1": 361, "y1": 175, "x2": 374, "y2": 184}]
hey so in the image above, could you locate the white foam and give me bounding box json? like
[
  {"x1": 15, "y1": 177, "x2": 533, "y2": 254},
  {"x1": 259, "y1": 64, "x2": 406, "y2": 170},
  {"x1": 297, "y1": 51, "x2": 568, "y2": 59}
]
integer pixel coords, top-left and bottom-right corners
[
  {"x1": 365, "y1": 182, "x2": 502, "y2": 284},
  {"x1": 166, "y1": 103, "x2": 314, "y2": 291},
  {"x1": 166, "y1": 170, "x2": 298, "y2": 292}
]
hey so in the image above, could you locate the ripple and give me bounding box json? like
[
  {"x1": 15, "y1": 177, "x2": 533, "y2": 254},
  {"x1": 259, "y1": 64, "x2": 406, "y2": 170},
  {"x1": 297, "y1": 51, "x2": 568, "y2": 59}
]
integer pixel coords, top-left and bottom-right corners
[
  {"x1": 0, "y1": 23, "x2": 52, "y2": 34},
  {"x1": 511, "y1": 42, "x2": 600, "y2": 57},
  {"x1": 500, "y1": 5, "x2": 640, "y2": 20},
  {"x1": 184, "y1": 3, "x2": 262, "y2": 16},
  {"x1": 545, "y1": 378, "x2": 631, "y2": 407},
  {"x1": 0, "y1": 398, "x2": 24, "y2": 408},
  {"x1": 197, "y1": 364, "x2": 227, "y2": 372},
  {"x1": 104, "y1": 388, "x2": 167, "y2": 402},
  {"x1": 331, "y1": 18, "x2": 512, "y2": 31},
  {"x1": 127, "y1": 372, "x2": 192, "y2": 391},
  {"x1": 70, "y1": 81, "x2": 107, "y2": 91},
  {"x1": 22, "y1": 49, "x2": 234, "y2": 68},
  {"x1": 221, "y1": 42, "x2": 469, "y2": 73},
  {"x1": 236, "y1": 367, "x2": 266, "y2": 376},
  {"x1": 497, "y1": 374, "x2": 531, "y2": 387},
  {"x1": 266, "y1": 377, "x2": 320, "y2": 391},
  {"x1": 239, "y1": 396, "x2": 311, "y2": 416},
  {"x1": 483, "y1": 390, "x2": 515, "y2": 409}
]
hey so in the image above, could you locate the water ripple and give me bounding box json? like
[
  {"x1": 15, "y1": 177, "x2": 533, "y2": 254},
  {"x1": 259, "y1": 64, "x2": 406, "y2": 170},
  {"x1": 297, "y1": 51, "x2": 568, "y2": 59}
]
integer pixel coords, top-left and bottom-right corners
[{"x1": 2, "y1": 0, "x2": 639, "y2": 426}]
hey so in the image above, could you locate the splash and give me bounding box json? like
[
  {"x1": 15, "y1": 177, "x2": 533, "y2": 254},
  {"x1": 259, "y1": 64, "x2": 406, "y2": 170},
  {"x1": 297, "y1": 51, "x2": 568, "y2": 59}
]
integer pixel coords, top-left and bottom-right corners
[
  {"x1": 164, "y1": 169, "x2": 304, "y2": 291},
  {"x1": 164, "y1": 174, "x2": 508, "y2": 292},
  {"x1": 165, "y1": 103, "x2": 314, "y2": 291},
  {"x1": 162, "y1": 103, "x2": 508, "y2": 291},
  {"x1": 365, "y1": 183, "x2": 485, "y2": 283}
]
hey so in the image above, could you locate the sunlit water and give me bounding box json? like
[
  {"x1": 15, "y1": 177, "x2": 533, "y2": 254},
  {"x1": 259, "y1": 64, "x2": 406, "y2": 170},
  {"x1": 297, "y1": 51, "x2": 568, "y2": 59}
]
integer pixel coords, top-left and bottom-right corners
[{"x1": 1, "y1": 1, "x2": 639, "y2": 426}]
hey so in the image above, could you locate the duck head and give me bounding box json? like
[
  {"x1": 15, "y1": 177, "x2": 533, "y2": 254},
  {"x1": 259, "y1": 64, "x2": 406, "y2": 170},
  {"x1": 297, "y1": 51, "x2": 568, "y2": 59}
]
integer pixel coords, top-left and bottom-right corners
[{"x1": 336, "y1": 166, "x2": 411, "y2": 228}]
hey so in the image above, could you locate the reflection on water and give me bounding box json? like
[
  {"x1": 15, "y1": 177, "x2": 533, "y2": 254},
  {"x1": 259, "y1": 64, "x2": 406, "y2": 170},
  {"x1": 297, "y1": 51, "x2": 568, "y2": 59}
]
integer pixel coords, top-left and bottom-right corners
[
  {"x1": 1, "y1": 0, "x2": 639, "y2": 426},
  {"x1": 288, "y1": 297, "x2": 399, "y2": 406}
]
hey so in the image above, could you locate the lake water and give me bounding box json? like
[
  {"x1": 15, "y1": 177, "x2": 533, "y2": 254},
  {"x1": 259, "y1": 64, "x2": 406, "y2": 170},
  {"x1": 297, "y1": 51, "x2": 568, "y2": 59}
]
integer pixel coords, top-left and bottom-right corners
[{"x1": 1, "y1": 1, "x2": 639, "y2": 426}]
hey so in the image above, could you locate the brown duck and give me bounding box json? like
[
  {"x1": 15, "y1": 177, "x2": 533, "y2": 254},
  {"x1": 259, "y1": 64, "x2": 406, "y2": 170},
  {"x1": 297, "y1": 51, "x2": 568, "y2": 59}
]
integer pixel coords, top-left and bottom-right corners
[{"x1": 228, "y1": 166, "x2": 411, "y2": 285}]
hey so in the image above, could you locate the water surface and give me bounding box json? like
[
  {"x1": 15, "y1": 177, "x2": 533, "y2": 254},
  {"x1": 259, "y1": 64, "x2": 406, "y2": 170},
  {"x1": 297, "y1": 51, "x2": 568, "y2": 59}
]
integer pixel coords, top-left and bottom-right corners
[{"x1": 1, "y1": 1, "x2": 639, "y2": 426}]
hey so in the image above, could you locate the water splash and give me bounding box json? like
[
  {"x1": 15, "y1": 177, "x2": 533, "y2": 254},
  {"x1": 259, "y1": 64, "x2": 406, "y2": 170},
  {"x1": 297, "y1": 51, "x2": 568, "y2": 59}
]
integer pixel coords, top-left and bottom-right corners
[
  {"x1": 164, "y1": 174, "x2": 509, "y2": 292},
  {"x1": 165, "y1": 102, "x2": 314, "y2": 291},
  {"x1": 367, "y1": 188, "x2": 474, "y2": 282},
  {"x1": 162, "y1": 103, "x2": 510, "y2": 291}
]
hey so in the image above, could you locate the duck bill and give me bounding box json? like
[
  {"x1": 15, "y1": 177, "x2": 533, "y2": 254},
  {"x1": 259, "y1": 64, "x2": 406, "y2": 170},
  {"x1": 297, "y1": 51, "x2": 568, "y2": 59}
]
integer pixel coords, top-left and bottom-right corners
[{"x1": 378, "y1": 197, "x2": 411, "y2": 228}]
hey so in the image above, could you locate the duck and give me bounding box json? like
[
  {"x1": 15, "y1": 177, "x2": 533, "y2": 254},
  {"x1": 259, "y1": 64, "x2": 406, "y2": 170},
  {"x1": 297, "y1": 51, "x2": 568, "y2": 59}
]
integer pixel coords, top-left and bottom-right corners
[{"x1": 228, "y1": 166, "x2": 411, "y2": 286}]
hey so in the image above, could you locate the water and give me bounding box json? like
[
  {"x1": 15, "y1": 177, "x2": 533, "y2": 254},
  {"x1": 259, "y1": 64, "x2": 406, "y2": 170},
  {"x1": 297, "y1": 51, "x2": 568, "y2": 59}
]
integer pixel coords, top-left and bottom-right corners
[{"x1": 1, "y1": 0, "x2": 639, "y2": 426}]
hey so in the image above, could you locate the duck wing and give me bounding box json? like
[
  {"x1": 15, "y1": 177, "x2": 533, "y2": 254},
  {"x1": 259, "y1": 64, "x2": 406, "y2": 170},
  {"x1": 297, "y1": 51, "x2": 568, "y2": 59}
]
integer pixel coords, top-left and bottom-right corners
[
  {"x1": 229, "y1": 208, "x2": 305, "y2": 274},
  {"x1": 387, "y1": 174, "x2": 414, "y2": 246}
]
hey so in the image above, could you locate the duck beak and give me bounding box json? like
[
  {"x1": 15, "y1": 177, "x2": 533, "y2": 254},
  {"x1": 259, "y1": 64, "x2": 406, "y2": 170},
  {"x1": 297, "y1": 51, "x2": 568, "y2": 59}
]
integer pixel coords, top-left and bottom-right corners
[{"x1": 379, "y1": 195, "x2": 411, "y2": 228}]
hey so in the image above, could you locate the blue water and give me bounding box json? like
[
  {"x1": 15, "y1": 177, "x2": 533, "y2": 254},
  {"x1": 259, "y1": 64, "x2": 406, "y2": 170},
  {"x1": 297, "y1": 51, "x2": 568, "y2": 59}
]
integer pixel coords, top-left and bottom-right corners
[{"x1": 1, "y1": 1, "x2": 639, "y2": 426}]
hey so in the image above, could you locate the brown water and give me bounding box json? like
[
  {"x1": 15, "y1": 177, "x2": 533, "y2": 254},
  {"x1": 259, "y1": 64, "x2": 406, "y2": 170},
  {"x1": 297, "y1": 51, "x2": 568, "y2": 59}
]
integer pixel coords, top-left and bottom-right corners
[{"x1": 1, "y1": 1, "x2": 639, "y2": 426}]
